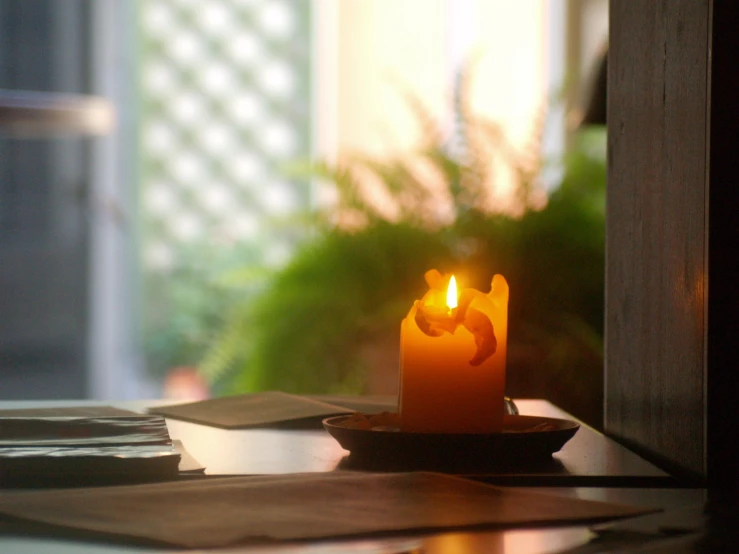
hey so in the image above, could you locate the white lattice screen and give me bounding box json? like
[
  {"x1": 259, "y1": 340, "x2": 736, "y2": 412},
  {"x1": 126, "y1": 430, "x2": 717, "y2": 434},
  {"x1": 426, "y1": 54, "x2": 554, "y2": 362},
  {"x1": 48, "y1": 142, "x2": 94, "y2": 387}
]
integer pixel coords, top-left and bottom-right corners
[
  {"x1": 140, "y1": 0, "x2": 311, "y2": 270},
  {"x1": 137, "y1": 0, "x2": 312, "y2": 378}
]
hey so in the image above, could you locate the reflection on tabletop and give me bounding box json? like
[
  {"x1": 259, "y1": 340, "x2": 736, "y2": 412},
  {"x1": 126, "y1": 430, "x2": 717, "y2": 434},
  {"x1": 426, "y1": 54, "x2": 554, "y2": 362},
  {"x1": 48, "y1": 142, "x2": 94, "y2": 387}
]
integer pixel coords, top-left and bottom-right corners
[{"x1": 336, "y1": 449, "x2": 569, "y2": 477}]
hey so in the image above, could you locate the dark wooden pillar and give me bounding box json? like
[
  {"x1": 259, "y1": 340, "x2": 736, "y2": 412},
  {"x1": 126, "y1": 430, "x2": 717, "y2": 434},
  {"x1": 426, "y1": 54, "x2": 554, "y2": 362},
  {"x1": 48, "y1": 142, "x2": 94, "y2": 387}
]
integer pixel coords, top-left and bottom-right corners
[
  {"x1": 705, "y1": 0, "x2": 739, "y2": 495},
  {"x1": 607, "y1": 0, "x2": 739, "y2": 491}
]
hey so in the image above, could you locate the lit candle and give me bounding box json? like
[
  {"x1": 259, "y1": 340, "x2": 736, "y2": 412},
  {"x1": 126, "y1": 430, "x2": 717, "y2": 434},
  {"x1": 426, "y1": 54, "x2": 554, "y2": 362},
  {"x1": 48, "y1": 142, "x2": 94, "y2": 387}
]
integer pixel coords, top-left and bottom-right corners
[{"x1": 399, "y1": 269, "x2": 509, "y2": 433}]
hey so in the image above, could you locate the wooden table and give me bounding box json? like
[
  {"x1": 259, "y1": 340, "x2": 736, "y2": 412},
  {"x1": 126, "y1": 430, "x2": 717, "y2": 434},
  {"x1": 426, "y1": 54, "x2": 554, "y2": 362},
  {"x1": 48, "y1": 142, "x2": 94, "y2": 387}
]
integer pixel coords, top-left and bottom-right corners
[
  {"x1": 0, "y1": 398, "x2": 708, "y2": 553},
  {"x1": 143, "y1": 398, "x2": 674, "y2": 487}
]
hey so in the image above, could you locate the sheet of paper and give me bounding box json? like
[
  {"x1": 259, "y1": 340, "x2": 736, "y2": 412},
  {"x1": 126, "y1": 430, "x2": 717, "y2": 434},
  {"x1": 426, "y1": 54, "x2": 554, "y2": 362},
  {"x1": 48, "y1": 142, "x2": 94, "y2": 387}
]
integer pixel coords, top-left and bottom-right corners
[
  {"x1": 0, "y1": 406, "x2": 140, "y2": 417},
  {"x1": 149, "y1": 391, "x2": 387, "y2": 429},
  {"x1": 0, "y1": 472, "x2": 656, "y2": 548},
  {"x1": 172, "y1": 440, "x2": 204, "y2": 473},
  {"x1": 308, "y1": 394, "x2": 398, "y2": 415}
]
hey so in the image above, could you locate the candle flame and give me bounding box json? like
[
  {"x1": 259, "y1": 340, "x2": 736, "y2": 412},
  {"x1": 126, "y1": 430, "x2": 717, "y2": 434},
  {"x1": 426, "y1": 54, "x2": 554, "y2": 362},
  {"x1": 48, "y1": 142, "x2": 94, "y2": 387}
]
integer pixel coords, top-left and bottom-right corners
[{"x1": 446, "y1": 275, "x2": 458, "y2": 310}]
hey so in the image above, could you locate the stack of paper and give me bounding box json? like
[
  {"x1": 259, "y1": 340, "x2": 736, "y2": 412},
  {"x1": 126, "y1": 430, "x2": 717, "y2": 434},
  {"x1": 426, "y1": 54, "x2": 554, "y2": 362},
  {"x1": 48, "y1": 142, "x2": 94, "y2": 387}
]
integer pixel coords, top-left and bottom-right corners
[{"x1": 0, "y1": 406, "x2": 181, "y2": 487}]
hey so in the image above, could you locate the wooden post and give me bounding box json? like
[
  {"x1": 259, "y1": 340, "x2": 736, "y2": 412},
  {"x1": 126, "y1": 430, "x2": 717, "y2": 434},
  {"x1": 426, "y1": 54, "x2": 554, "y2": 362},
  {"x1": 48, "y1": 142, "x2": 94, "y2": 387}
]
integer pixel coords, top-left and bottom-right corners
[{"x1": 607, "y1": 0, "x2": 739, "y2": 491}]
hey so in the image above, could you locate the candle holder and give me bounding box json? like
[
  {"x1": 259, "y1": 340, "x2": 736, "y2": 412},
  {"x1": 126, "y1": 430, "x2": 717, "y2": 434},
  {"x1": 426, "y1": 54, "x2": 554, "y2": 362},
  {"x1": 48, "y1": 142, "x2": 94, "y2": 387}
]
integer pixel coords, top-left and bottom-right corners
[{"x1": 322, "y1": 397, "x2": 579, "y2": 463}]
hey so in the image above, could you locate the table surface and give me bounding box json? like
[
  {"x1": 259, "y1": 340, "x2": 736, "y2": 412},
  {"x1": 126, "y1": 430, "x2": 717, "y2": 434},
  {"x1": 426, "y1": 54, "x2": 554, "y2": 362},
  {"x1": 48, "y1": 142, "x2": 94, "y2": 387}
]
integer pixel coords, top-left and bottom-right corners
[
  {"x1": 16, "y1": 397, "x2": 672, "y2": 487},
  {"x1": 0, "y1": 398, "x2": 707, "y2": 553}
]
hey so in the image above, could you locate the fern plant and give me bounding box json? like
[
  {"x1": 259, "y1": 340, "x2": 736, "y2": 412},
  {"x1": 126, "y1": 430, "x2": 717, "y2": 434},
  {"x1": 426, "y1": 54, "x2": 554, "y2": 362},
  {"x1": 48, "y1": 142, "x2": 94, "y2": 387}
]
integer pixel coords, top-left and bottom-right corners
[{"x1": 201, "y1": 67, "x2": 607, "y2": 426}]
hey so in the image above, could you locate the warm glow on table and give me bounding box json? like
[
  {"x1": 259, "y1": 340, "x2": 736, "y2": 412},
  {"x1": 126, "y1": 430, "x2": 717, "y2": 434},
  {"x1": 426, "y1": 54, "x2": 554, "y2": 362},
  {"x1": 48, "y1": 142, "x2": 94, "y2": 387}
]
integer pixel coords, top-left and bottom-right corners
[{"x1": 400, "y1": 270, "x2": 509, "y2": 433}]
